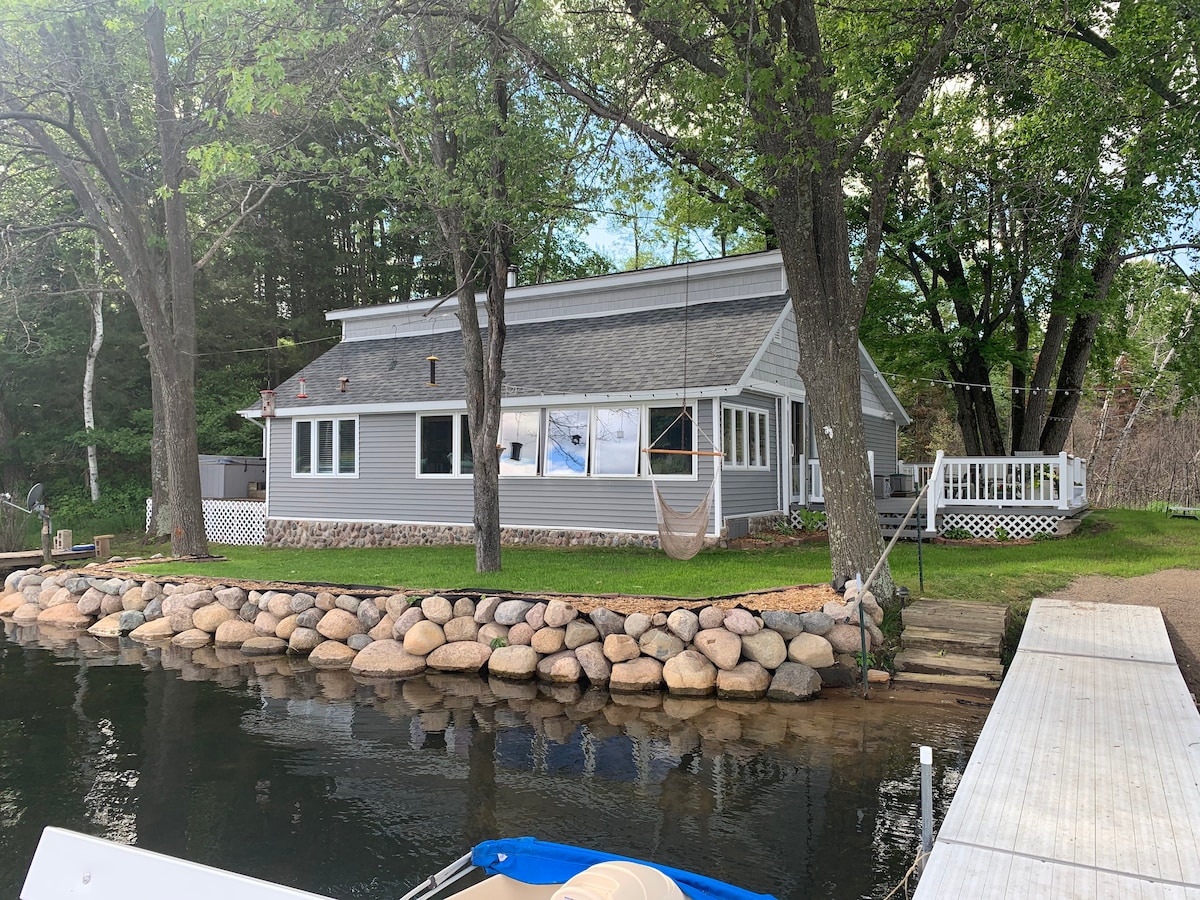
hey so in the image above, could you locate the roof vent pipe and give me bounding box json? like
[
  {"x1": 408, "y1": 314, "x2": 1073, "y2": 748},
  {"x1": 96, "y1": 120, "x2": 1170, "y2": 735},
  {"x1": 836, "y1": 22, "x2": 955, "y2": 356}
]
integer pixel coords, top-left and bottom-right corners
[{"x1": 506, "y1": 265, "x2": 518, "y2": 288}]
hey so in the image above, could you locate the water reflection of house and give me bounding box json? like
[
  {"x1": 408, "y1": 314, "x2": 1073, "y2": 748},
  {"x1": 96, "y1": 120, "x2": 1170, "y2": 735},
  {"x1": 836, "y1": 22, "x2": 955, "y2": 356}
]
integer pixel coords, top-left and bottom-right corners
[{"x1": 242, "y1": 251, "x2": 908, "y2": 545}]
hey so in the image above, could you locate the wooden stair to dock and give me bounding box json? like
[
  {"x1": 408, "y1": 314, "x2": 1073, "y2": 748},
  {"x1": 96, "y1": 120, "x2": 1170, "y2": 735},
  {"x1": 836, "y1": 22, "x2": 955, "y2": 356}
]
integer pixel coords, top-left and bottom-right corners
[{"x1": 892, "y1": 598, "x2": 1008, "y2": 699}]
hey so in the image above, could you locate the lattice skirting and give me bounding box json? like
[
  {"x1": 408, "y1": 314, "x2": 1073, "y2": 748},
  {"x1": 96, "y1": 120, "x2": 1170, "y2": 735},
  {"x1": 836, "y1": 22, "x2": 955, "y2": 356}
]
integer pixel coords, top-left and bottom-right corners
[
  {"x1": 941, "y1": 512, "x2": 1064, "y2": 540},
  {"x1": 146, "y1": 499, "x2": 266, "y2": 546},
  {"x1": 787, "y1": 508, "x2": 828, "y2": 530}
]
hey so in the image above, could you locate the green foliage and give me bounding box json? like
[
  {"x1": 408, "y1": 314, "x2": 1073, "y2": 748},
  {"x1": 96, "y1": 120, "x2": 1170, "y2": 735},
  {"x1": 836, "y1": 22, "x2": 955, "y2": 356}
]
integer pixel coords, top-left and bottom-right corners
[
  {"x1": 941, "y1": 526, "x2": 973, "y2": 540},
  {"x1": 47, "y1": 480, "x2": 151, "y2": 538},
  {"x1": 994, "y1": 526, "x2": 1010, "y2": 542},
  {"x1": 795, "y1": 510, "x2": 828, "y2": 532},
  {"x1": 489, "y1": 637, "x2": 508, "y2": 649}
]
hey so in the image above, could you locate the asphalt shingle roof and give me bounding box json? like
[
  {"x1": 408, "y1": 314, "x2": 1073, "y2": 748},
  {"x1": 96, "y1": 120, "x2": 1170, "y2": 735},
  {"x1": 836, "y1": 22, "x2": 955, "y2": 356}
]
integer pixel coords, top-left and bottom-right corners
[{"x1": 266, "y1": 293, "x2": 789, "y2": 409}]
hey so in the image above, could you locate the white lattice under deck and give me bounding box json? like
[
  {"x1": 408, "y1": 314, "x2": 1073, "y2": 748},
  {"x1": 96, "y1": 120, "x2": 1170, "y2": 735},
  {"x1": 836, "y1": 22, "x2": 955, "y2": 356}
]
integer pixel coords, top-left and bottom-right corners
[
  {"x1": 146, "y1": 498, "x2": 266, "y2": 546},
  {"x1": 941, "y1": 512, "x2": 1064, "y2": 540}
]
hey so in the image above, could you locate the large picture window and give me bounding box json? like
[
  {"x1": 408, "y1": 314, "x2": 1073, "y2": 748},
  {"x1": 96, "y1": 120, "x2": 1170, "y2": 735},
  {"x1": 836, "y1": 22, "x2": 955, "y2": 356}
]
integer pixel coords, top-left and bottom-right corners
[
  {"x1": 293, "y1": 417, "x2": 357, "y2": 476},
  {"x1": 419, "y1": 414, "x2": 472, "y2": 476},
  {"x1": 592, "y1": 407, "x2": 640, "y2": 476},
  {"x1": 648, "y1": 406, "x2": 694, "y2": 476},
  {"x1": 544, "y1": 408, "x2": 590, "y2": 476},
  {"x1": 499, "y1": 410, "x2": 540, "y2": 476},
  {"x1": 722, "y1": 405, "x2": 770, "y2": 469}
]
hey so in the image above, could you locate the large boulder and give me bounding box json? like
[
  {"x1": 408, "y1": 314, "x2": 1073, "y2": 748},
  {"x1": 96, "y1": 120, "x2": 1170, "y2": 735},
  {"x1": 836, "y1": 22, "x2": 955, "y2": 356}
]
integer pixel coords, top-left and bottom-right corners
[
  {"x1": 427, "y1": 641, "x2": 492, "y2": 673},
  {"x1": 192, "y1": 604, "x2": 235, "y2": 634},
  {"x1": 693, "y1": 628, "x2": 742, "y2": 671},
  {"x1": 623, "y1": 613, "x2": 652, "y2": 640},
  {"x1": 716, "y1": 661, "x2": 770, "y2": 700},
  {"x1": 564, "y1": 620, "x2": 599, "y2": 650},
  {"x1": 788, "y1": 633, "x2": 835, "y2": 669},
  {"x1": 129, "y1": 618, "x2": 176, "y2": 642},
  {"x1": 662, "y1": 650, "x2": 717, "y2": 696},
  {"x1": 171, "y1": 629, "x2": 212, "y2": 649},
  {"x1": 508, "y1": 622, "x2": 535, "y2": 646},
  {"x1": 602, "y1": 634, "x2": 640, "y2": 663},
  {"x1": 307, "y1": 640, "x2": 358, "y2": 669},
  {"x1": 666, "y1": 609, "x2": 700, "y2": 643},
  {"x1": 453, "y1": 597, "x2": 476, "y2": 618},
  {"x1": 316, "y1": 609, "x2": 365, "y2": 641},
  {"x1": 357, "y1": 602, "x2": 383, "y2": 630},
  {"x1": 531, "y1": 627, "x2": 566, "y2": 655},
  {"x1": 488, "y1": 644, "x2": 540, "y2": 680},
  {"x1": 722, "y1": 608, "x2": 760, "y2": 635},
  {"x1": 740, "y1": 629, "x2": 787, "y2": 670},
  {"x1": 639, "y1": 628, "x2": 685, "y2": 662},
  {"x1": 369, "y1": 615, "x2": 396, "y2": 642},
  {"x1": 697, "y1": 606, "x2": 725, "y2": 630},
  {"x1": 478, "y1": 623, "x2": 509, "y2": 645},
  {"x1": 826, "y1": 623, "x2": 866, "y2": 654},
  {"x1": 536, "y1": 650, "x2": 582, "y2": 684},
  {"x1": 610, "y1": 657, "x2": 664, "y2": 693},
  {"x1": 524, "y1": 602, "x2": 547, "y2": 630},
  {"x1": 121, "y1": 586, "x2": 147, "y2": 612},
  {"x1": 588, "y1": 607, "x2": 625, "y2": 638},
  {"x1": 494, "y1": 599, "x2": 535, "y2": 626},
  {"x1": 761, "y1": 611, "x2": 804, "y2": 640},
  {"x1": 573, "y1": 642, "x2": 611, "y2": 686},
  {"x1": 403, "y1": 620, "x2": 447, "y2": 656},
  {"x1": 254, "y1": 611, "x2": 280, "y2": 637},
  {"x1": 241, "y1": 636, "x2": 288, "y2": 656},
  {"x1": 392, "y1": 606, "x2": 425, "y2": 638},
  {"x1": 351, "y1": 640, "x2": 427, "y2": 677},
  {"x1": 275, "y1": 614, "x2": 300, "y2": 641},
  {"x1": 799, "y1": 611, "x2": 835, "y2": 635},
  {"x1": 544, "y1": 599, "x2": 579, "y2": 628},
  {"x1": 768, "y1": 662, "x2": 823, "y2": 702},
  {"x1": 216, "y1": 587, "x2": 247, "y2": 610},
  {"x1": 215, "y1": 619, "x2": 259, "y2": 648},
  {"x1": 38, "y1": 604, "x2": 92, "y2": 628},
  {"x1": 288, "y1": 627, "x2": 324, "y2": 654},
  {"x1": 88, "y1": 613, "x2": 124, "y2": 638},
  {"x1": 421, "y1": 595, "x2": 454, "y2": 625},
  {"x1": 474, "y1": 596, "x2": 502, "y2": 624}
]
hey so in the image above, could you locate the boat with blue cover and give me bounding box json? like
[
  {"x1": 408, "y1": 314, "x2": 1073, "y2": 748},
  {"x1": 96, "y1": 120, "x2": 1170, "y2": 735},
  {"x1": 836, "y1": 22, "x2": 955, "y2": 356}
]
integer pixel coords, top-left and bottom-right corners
[{"x1": 22, "y1": 829, "x2": 777, "y2": 900}]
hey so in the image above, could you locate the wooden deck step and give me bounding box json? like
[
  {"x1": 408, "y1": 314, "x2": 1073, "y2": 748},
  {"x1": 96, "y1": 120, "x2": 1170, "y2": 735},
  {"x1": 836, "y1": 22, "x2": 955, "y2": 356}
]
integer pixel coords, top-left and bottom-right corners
[
  {"x1": 900, "y1": 599, "x2": 1008, "y2": 633},
  {"x1": 890, "y1": 672, "x2": 1000, "y2": 700},
  {"x1": 901, "y1": 625, "x2": 1001, "y2": 658},
  {"x1": 893, "y1": 648, "x2": 1004, "y2": 679}
]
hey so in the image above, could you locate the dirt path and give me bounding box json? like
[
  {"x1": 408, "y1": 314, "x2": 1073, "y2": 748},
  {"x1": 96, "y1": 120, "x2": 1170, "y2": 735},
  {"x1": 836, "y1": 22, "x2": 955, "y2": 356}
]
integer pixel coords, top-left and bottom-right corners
[{"x1": 1045, "y1": 568, "x2": 1200, "y2": 700}]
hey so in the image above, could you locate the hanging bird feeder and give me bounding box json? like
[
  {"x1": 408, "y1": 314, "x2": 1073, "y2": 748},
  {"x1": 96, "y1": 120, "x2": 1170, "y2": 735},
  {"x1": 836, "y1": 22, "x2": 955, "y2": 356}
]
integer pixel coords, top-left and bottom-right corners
[
  {"x1": 426, "y1": 355, "x2": 439, "y2": 387},
  {"x1": 259, "y1": 389, "x2": 276, "y2": 418},
  {"x1": 296, "y1": 377, "x2": 308, "y2": 399}
]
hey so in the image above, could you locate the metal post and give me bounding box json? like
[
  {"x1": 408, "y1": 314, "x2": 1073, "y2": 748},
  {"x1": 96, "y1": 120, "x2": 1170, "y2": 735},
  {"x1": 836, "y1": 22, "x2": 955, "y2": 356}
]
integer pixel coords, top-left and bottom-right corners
[
  {"x1": 919, "y1": 745, "x2": 933, "y2": 871},
  {"x1": 40, "y1": 508, "x2": 52, "y2": 565}
]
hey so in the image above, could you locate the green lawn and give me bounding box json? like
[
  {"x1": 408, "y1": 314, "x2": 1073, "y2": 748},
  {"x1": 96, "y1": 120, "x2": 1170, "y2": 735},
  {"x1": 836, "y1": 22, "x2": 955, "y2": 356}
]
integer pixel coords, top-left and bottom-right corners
[{"x1": 129, "y1": 509, "x2": 1198, "y2": 604}]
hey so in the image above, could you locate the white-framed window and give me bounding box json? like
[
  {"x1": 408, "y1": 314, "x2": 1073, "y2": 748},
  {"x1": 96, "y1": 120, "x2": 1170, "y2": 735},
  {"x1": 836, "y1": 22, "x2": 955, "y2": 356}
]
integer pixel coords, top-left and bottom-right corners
[
  {"x1": 647, "y1": 405, "x2": 696, "y2": 477},
  {"x1": 293, "y1": 417, "x2": 357, "y2": 476},
  {"x1": 592, "y1": 406, "x2": 641, "y2": 477},
  {"x1": 418, "y1": 413, "x2": 473, "y2": 476},
  {"x1": 544, "y1": 408, "x2": 590, "y2": 477},
  {"x1": 499, "y1": 409, "x2": 541, "y2": 476},
  {"x1": 722, "y1": 405, "x2": 769, "y2": 469}
]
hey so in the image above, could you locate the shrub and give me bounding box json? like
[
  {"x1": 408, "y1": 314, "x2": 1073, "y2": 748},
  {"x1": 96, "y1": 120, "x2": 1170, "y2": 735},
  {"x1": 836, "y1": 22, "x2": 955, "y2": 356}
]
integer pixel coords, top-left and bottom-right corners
[
  {"x1": 796, "y1": 509, "x2": 828, "y2": 531},
  {"x1": 941, "y1": 526, "x2": 973, "y2": 540},
  {"x1": 994, "y1": 526, "x2": 1010, "y2": 542}
]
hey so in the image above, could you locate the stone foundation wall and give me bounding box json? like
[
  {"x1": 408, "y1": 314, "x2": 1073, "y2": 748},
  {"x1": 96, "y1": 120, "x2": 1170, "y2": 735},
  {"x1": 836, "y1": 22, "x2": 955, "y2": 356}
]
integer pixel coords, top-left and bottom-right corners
[{"x1": 266, "y1": 518, "x2": 722, "y2": 552}]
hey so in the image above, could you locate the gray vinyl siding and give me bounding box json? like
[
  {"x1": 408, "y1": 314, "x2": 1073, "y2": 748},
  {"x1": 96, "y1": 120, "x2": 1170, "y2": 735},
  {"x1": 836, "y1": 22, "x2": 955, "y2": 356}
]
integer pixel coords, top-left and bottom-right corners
[
  {"x1": 748, "y1": 313, "x2": 805, "y2": 393},
  {"x1": 864, "y1": 413, "x2": 898, "y2": 476},
  {"x1": 269, "y1": 402, "x2": 717, "y2": 534},
  {"x1": 720, "y1": 392, "x2": 782, "y2": 517}
]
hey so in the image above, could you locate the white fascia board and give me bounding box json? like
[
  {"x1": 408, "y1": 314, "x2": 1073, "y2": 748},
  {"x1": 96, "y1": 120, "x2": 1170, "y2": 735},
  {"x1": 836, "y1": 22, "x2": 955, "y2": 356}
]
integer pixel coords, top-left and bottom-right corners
[
  {"x1": 858, "y1": 342, "x2": 912, "y2": 425},
  {"x1": 265, "y1": 386, "x2": 738, "y2": 418},
  {"x1": 740, "y1": 378, "x2": 795, "y2": 397}
]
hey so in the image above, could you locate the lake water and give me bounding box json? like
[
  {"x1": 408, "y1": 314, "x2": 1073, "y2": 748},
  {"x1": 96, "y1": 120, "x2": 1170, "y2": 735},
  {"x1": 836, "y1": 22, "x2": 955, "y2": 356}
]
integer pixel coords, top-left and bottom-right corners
[{"x1": 0, "y1": 620, "x2": 984, "y2": 899}]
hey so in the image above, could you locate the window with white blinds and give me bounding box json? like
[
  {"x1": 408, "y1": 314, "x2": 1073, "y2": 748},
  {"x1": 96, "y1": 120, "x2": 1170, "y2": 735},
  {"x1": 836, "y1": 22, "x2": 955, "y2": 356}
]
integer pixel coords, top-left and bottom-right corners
[{"x1": 293, "y1": 417, "x2": 357, "y2": 476}]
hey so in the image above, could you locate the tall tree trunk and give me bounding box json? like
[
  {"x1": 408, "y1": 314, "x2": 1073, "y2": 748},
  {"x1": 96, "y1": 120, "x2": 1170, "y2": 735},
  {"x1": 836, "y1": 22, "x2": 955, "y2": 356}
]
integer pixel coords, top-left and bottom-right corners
[{"x1": 83, "y1": 239, "x2": 104, "y2": 503}]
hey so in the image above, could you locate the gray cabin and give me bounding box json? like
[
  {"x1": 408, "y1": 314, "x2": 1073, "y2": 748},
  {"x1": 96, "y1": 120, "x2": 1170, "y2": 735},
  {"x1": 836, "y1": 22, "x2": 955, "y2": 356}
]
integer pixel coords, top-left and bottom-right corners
[{"x1": 243, "y1": 250, "x2": 909, "y2": 549}]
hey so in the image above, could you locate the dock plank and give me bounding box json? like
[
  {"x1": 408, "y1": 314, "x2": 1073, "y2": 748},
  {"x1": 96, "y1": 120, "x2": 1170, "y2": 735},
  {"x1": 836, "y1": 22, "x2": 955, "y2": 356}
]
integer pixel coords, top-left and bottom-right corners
[{"x1": 915, "y1": 598, "x2": 1200, "y2": 898}]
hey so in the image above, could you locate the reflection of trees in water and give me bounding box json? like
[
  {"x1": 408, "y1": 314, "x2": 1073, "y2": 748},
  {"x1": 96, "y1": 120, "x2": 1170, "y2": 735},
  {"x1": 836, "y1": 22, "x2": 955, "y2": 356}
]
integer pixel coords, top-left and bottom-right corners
[{"x1": 2, "y1": 624, "x2": 984, "y2": 900}]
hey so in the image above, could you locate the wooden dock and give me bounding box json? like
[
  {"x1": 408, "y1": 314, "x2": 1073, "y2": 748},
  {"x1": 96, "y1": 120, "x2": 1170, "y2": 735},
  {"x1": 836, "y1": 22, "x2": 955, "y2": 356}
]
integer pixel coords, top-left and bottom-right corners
[{"x1": 914, "y1": 598, "x2": 1200, "y2": 898}]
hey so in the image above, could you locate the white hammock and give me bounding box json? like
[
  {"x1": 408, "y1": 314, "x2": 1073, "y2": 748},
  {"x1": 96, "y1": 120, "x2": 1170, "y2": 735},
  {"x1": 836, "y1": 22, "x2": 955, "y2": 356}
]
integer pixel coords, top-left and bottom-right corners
[{"x1": 651, "y1": 479, "x2": 715, "y2": 560}]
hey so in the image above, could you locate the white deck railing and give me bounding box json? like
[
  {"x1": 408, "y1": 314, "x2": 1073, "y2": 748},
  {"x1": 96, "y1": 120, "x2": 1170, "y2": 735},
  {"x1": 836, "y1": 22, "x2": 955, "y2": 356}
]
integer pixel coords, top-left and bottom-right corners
[
  {"x1": 808, "y1": 452, "x2": 1088, "y2": 523},
  {"x1": 922, "y1": 451, "x2": 1088, "y2": 531}
]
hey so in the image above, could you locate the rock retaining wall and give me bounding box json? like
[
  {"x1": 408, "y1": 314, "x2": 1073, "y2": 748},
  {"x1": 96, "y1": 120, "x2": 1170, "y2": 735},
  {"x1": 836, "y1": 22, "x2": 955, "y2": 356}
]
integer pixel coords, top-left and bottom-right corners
[{"x1": 0, "y1": 565, "x2": 885, "y2": 702}]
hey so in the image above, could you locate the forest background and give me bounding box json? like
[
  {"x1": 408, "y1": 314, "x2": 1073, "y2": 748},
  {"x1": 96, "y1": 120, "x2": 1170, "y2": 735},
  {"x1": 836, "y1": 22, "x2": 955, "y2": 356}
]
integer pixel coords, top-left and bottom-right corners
[{"x1": 0, "y1": 0, "x2": 1196, "y2": 552}]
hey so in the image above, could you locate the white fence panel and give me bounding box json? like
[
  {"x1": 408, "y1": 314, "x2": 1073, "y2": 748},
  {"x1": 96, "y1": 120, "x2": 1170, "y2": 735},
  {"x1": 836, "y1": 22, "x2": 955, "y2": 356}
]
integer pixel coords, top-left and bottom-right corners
[{"x1": 146, "y1": 499, "x2": 266, "y2": 546}]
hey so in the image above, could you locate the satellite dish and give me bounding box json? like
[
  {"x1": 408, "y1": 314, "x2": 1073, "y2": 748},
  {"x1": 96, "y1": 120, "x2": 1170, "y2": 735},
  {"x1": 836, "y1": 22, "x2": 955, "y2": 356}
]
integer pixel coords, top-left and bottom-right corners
[{"x1": 26, "y1": 483, "x2": 44, "y2": 511}]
